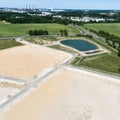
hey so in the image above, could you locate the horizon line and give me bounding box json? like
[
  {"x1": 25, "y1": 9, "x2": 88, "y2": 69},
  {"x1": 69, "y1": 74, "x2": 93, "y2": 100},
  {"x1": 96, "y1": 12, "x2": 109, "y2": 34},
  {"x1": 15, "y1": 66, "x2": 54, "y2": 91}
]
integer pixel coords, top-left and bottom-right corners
[{"x1": 0, "y1": 7, "x2": 120, "y2": 11}]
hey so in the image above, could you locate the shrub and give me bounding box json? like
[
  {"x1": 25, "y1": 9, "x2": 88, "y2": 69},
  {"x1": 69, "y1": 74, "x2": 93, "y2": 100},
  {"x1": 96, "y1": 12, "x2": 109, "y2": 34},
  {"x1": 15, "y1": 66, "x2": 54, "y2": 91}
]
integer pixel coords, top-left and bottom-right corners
[{"x1": 28, "y1": 29, "x2": 49, "y2": 36}]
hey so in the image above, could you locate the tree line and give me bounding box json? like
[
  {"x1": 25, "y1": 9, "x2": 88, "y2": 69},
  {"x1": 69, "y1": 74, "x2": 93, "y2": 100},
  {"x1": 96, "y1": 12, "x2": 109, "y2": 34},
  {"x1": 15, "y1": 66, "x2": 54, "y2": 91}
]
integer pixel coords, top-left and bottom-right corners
[
  {"x1": 28, "y1": 29, "x2": 49, "y2": 36},
  {"x1": 0, "y1": 12, "x2": 83, "y2": 25},
  {"x1": 60, "y1": 29, "x2": 68, "y2": 36},
  {"x1": 28, "y1": 29, "x2": 69, "y2": 36},
  {"x1": 98, "y1": 30, "x2": 120, "y2": 48},
  {"x1": 1, "y1": 11, "x2": 120, "y2": 24},
  {"x1": 89, "y1": 29, "x2": 120, "y2": 57}
]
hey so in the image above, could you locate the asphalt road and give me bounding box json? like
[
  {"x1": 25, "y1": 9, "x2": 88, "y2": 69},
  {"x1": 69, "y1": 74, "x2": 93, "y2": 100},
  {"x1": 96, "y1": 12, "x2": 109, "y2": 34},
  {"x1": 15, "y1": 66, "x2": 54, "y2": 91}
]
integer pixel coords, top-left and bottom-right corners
[
  {"x1": 0, "y1": 36, "x2": 24, "y2": 40},
  {"x1": 73, "y1": 25, "x2": 105, "y2": 41},
  {"x1": 0, "y1": 30, "x2": 113, "y2": 112},
  {"x1": 0, "y1": 44, "x2": 76, "y2": 112},
  {"x1": 0, "y1": 31, "x2": 119, "y2": 113}
]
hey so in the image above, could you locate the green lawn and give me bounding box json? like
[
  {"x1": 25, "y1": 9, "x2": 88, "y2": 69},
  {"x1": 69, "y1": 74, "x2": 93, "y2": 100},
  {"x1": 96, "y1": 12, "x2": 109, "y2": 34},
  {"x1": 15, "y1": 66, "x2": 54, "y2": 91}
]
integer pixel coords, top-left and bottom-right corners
[
  {"x1": 25, "y1": 35, "x2": 57, "y2": 41},
  {"x1": 25, "y1": 35, "x2": 58, "y2": 45},
  {"x1": 49, "y1": 45, "x2": 77, "y2": 53},
  {"x1": 0, "y1": 39, "x2": 22, "y2": 50},
  {"x1": 71, "y1": 36, "x2": 120, "y2": 75},
  {"x1": 0, "y1": 23, "x2": 79, "y2": 37},
  {"x1": 72, "y1": 53, "x2": 120, "y2": 74},
  {"x1": 84, "y1": 23, "x2": 120, "y2": 37}
]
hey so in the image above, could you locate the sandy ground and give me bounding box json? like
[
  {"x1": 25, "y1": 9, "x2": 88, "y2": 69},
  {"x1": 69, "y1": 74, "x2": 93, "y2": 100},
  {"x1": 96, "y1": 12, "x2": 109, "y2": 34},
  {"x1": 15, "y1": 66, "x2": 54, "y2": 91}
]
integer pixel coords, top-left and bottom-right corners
[
  {"x1": 1, "y1": 67, "x2": 120, "y2": 120},
  {"x1": 0, "y1": 44, "x2": 71, "y2": 80},
  {"x1": 0, "y1": 87, "x2": 20, "y2": 105},
  {"x1": 0, "y1": 78, "x2": 24, "y2": 105},
  {"x1": 0, "y1": 81, "x2": 25, "y2": 89}
]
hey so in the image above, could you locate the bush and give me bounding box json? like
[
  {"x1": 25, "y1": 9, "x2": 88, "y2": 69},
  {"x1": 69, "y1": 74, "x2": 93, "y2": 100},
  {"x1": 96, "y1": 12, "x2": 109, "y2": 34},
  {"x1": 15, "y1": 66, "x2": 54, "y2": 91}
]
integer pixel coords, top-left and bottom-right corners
[
  {"x1": 118, "y1": 48, "x2": 120, "y2": 57},
  {"x1": 60, "y1": 29, "x2": 68, "y2": 36},
  {"x1": 118, "y1": 68, "x2": 120, "y2": 72},
  {"x1": 28, "y1": 29, "x2": 49, "y2": 36},
  {"x1": 76, "y1": 34, "x2": 93, "y2": 38}
]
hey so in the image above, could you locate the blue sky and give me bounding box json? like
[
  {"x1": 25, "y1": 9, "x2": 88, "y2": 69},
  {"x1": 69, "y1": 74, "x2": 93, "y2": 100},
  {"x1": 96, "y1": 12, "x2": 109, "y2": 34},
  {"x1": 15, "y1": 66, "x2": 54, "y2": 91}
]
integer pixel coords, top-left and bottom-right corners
[{"x1": 0, "y1": 0, "x2": 119, "y2": 10}]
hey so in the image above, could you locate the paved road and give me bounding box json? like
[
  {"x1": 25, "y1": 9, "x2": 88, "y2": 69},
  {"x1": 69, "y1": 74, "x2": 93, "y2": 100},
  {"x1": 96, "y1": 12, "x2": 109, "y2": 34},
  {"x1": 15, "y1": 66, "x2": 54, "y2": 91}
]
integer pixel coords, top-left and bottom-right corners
[
  {"x1": 0, "y1": 75, "x2": 28, "y2": 84},
  {"x1": 0, "y1": 36, "x2": 24, "y2": 40},
  {"x1": 0, "y1": 32, "x2": 112, "y2": 112},
  {"x1": 0, "y1": 43, "x2": 76, "y2": 112},
  {"x1": 0, "y1": 35, "x2": 59, "y2": 40},
  {"x1": 73, "y1": 25, "x2": 105, "y2": 41},
  {"x1": 0, "y1": 33, "x2": 119, "y2": 112},
  {"x1": 73, "y1": 24, "x2": 119, "y2": 52},
  {"x1": 70, "y1": 24, "x2": 83, "y2": 34}
]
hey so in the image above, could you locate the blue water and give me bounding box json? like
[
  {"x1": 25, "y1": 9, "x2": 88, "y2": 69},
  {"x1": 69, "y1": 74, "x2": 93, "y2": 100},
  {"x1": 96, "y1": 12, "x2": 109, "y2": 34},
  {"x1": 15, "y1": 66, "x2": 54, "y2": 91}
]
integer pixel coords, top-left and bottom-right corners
[{"x1": 61, "y1": 39, "x2": 97, "y2": 51}]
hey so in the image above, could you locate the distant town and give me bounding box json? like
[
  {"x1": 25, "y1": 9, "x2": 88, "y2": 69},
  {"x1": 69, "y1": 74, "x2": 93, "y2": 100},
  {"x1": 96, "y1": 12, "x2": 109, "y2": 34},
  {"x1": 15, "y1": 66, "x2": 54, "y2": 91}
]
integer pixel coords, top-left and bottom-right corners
[
  {"x1": 0, "y1": 6, "x2": 120, "y2": 23},
  {"x1": 1, "y1": 0, "x2": 120, "y2": 120}
]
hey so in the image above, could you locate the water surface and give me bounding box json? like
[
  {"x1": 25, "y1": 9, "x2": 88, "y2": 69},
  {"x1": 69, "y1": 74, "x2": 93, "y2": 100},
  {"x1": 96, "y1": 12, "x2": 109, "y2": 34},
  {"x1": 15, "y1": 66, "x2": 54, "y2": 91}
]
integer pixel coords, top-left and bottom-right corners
[{"x1": 61, "y1": 39, "x2": 97, "y2": 51}]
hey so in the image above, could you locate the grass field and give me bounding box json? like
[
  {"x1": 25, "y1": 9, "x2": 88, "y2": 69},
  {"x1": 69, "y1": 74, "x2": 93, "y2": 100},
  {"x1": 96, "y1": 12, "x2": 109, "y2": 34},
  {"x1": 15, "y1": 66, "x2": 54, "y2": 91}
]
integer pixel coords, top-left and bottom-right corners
[
  {"x1": 84, "y1": 23, "x2": 120, "y2": 37},
  {"x1": 49, "y1": 45, "x2": 77, "y2": 53},
  {"x1": 72, "y1": 53, "x2": 120, "y2": 74},
  {"x1": 71, "y1": 36, "x2": 120, "y2": 75},
  {"x1": 0, "y1": 39, "x2": 22, "y2": 50},
  {"x1": 25, "y1": 35, "x2": 58, "y2": 45},
  {"x1": 0, "y1": 20, "x2": 9, "y2": 24},
  {"x1": 0, "y1": 23, "x2": 79, "y2": 37}
]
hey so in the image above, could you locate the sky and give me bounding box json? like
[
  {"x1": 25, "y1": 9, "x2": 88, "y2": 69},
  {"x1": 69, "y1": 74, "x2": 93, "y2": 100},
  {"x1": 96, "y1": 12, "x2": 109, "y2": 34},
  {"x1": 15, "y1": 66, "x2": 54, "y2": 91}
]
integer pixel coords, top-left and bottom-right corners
[{"x1": 0, "y1": 0, "x2": 120, "y2": 10}]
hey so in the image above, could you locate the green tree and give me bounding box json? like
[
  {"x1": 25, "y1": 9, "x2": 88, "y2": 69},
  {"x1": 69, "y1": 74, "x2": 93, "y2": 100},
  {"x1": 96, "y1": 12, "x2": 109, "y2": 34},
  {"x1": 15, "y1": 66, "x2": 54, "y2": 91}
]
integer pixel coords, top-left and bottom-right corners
[
  {"x1": 44, "y1": 30, "x2": 49, "y2": 35},
  {"x1": 118, "y1": 41, "x2": 120, "y2": 48},
  {"x1": 112, "y1": 40, "x2": 116, "y2": 48},
  {"x1": 64, "y1": 29, "x2": 68, "y2": 36},
  {"x1": 118, "y1": 68, "x2": 120, "y2": 73},
  {"x1": 28, "y1": 30, "x2": 34, "y2": 36},
  {"x1": 118, "y1": 48, "x2": 120, "y2": 57},
  {"x1": 60, "y1": 29, "x2": 63, "y2": 36},
  {"x1": 34, "y1": 29, "x2": 39, "y2": 35}
]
